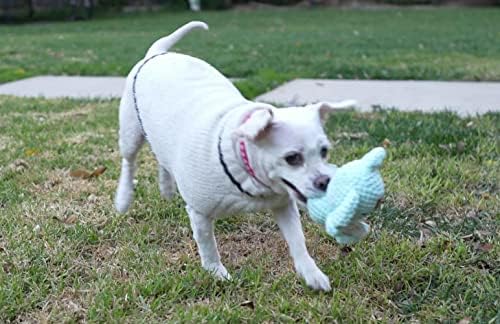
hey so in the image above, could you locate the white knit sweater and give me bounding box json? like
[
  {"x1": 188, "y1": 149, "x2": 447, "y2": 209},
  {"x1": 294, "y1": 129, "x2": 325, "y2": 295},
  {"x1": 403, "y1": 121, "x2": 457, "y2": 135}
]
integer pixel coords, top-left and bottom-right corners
[{"x1": 133, "y1": 53, "x2": 287, "y2": 217}]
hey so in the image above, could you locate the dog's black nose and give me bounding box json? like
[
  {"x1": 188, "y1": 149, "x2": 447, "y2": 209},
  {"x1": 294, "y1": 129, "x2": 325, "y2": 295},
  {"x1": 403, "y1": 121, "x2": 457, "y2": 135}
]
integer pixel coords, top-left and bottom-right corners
[{"x1": 314, "y1": 175, "x2": 330, "y2": 192}]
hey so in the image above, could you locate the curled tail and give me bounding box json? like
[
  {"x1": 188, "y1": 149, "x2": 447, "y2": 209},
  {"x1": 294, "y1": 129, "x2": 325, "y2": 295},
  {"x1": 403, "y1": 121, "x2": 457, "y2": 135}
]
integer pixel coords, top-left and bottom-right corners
[{"x1": 145, "y1": 21, "x2": 209, "y2": 59}]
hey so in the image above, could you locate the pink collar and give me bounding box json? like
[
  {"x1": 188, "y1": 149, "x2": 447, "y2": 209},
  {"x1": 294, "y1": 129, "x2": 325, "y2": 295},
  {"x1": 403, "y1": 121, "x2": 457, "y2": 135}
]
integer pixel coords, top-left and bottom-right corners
[
  {"x1": 239, "y1": 140, "x2": 270, "y2": 188},
  {"x1": 238, "y1": 110, "x2": 271, "y2": 189}
]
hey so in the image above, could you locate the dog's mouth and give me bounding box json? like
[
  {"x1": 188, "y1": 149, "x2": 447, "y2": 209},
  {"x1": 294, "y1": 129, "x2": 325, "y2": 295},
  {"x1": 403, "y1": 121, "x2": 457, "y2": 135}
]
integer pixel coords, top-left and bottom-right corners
[{"x1": 281, "y1": 178, "x2": 307, "y2": 203}]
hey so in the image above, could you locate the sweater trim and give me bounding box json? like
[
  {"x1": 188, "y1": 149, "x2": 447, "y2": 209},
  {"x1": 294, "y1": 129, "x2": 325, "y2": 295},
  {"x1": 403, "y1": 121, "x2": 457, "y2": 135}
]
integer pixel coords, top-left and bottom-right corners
[
  {"x1": 217, "y1": 132, "x2": 254, "y2": 197},
  {"x1": 132, "y1": 53, "x2": 168, "y2": 140}
]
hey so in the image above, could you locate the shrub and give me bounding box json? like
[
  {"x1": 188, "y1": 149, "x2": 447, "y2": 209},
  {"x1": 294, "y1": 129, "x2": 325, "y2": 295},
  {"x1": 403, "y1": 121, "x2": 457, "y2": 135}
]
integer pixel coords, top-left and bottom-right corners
[{"x1": 201, "y1": 0, "x2": 232, "y2": 9}]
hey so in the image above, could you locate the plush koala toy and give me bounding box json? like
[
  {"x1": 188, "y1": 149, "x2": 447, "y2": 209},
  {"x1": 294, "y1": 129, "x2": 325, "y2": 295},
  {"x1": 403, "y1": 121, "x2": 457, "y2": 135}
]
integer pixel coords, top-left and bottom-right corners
[{"x1": 307, "y1": 147, "x2": 386, "y2": 245}]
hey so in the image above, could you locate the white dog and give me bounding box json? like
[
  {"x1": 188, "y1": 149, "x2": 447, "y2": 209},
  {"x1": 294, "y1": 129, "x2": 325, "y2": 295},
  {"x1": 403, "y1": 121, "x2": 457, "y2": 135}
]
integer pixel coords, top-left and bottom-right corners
[{"x1": 115, "y1": 21, "x2": 356, "y2": 291}]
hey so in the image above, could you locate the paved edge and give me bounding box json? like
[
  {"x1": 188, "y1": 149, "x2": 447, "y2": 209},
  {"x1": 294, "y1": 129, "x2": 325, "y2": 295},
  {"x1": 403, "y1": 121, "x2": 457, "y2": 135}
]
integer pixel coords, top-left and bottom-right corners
[
  {"x1": 0, "y1": 75, "x2": 242, "y2": 100},
  {"x1": 256, "y1": 79, "x2": 500, "y2": 116},
  {"x1": 1, "y1": 76, "x2": 499, "y2": 116}
]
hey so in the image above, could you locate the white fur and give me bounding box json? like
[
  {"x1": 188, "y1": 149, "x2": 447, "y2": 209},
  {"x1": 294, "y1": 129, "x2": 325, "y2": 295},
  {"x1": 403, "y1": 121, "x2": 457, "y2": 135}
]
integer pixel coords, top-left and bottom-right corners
[{"x1": 115, "y1": 21, "x2": 356, "y2": 291}]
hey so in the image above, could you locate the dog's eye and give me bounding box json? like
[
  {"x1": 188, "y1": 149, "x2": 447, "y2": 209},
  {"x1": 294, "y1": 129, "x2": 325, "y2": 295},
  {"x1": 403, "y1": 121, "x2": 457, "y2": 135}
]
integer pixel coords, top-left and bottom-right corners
[
  {"x1": 320, "y1": 147, "x2": 328, "y2": 159},
  {"x1": 285, "y1": 152, "x2": 304, "y2": 166}
]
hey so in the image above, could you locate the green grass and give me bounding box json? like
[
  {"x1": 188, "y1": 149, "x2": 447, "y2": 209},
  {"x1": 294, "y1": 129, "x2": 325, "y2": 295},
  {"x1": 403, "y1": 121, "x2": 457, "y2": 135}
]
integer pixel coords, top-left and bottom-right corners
[
  {"x1": 1, "y1": 8, "x2": 500, "y2": 96},
  {"x1": 0, "y1": 96, "x2": 498, "y2": 322}
]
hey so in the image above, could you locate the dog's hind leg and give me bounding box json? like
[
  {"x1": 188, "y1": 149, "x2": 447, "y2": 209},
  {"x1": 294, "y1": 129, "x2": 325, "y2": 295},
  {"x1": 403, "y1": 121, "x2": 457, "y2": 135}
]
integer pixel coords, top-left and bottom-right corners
[
  {"x1": 159, "y1": 166, "x2": 176, "y2": 199},
  {"x1": 115, "y1": 91, "x2": 144, "y2": 214}
]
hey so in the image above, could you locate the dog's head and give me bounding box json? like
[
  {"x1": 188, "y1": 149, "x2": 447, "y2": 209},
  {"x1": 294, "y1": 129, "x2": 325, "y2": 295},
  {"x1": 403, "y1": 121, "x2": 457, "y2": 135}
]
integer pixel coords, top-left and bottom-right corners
[{"x1": 234, "y1": 100, "x2": 356, "y2": 205}]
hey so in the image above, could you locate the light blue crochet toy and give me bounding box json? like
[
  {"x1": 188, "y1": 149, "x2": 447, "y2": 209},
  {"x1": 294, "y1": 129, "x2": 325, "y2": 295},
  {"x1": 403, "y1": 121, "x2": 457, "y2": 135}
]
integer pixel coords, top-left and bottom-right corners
[{"x1": 307, "y1": 147, "x2": 386, "y2": 245}]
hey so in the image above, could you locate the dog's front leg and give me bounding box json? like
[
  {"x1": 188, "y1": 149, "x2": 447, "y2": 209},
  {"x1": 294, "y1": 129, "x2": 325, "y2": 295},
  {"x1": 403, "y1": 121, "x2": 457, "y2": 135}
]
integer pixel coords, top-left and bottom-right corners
[
  {"x1": 186, "y1": 206, "x2": 231, "y2": 280},
  {"x1": 274, "y1": 201, "x2": 331, "y2": 291}
]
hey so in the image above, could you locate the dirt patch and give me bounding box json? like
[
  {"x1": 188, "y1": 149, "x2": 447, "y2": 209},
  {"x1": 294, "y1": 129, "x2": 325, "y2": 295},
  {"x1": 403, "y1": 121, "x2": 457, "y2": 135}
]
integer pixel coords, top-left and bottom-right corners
[
  {"x1": 387, "y1": 192, "x2": 413, "y2": 210},
  {"x1": 28, "y1": 168, "x2": 112, "y2": 226},
  {"x1": 65, "y1": 132, "x2": 105, "y2": 145},
  {"x1": 4, "y1": 103, "x2": 96, "y2": 124},
  {"x1": 219, "y1": 225, "x2": 288, "y2": 268},
  {"x1": 48, "y1": 104, "x2": 97, "y2": 122},
  {"x1": 16, "y1": 288, "x2": 88, "y2": 323}
]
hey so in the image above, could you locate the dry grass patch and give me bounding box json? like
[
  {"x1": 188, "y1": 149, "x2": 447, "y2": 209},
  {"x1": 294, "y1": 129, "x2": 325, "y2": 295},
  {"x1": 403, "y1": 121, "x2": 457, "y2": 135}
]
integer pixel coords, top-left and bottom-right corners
[
  {"x1": 219, "y1": 223, "x2": 289, "y2": 272},
  {"x1": 28, "y1": 168, "x2": 112, "y2": 227},
  {"x1": 0, "y1": 134, "x2": 16, "y2": 151}
]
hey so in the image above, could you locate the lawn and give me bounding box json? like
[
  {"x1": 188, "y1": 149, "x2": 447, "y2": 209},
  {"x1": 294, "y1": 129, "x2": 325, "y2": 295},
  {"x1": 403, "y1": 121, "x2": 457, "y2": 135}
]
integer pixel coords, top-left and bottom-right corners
[
  {"x1": 1, "y1": 8, "x2": 500, "y2": 96},
  {"x1": 0, "y1": 95, "x2": 498, "y2": 322}
]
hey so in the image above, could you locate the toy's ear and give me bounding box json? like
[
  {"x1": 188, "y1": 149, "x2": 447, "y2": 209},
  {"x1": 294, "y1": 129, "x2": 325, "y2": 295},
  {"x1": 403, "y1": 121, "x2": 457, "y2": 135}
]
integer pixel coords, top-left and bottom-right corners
[
  {"x1": 233, "y1": 108, "x2": 274, "y2": 141},
  {"x1": 363, "y1": 147, "x2": 386, "y2": 169},
  {"x1": 308, "y1": 100, "x2": 358, "y2": 124}
]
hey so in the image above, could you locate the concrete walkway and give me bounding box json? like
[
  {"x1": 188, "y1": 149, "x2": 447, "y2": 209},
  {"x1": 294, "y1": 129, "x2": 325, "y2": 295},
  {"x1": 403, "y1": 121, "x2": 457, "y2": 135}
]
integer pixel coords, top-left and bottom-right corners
[
  {"x1": 0, "y1": 75, "x2": 241, "y2": 99},
  {"x1": 0, "y1": 76, "x2": 126, "y2": 99},
  {"x1": 256, "y1": 79, "x2": 500, "y2": 116},
  {"x1": 1, "y1": 76, "x2": 499, "y2": 116}
]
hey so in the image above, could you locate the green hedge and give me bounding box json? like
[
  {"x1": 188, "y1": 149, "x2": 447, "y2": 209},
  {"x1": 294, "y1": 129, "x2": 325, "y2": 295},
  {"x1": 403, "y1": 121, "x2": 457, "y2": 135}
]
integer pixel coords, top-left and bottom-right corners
[
  {"x1": 376, "y1": 0, "x2": 434, "y2": 4},
  {"x1": 201, "y1": 0, "x2": 232, "y2": 9}
]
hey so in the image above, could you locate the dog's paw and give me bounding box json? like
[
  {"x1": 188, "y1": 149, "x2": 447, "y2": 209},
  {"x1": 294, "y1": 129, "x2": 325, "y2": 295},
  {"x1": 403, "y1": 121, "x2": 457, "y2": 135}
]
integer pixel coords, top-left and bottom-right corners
[
  {"x1": 205, "y1": 263, "x2": 232, "y2": 281},
  {"x1": 115, "y1": 191, "x2": 132, "y2": 214},
  {"x1": 297, "y1": 264, "x2": 331, "y2": 292},
  {"x1": 115, "y1": 178, "x2": 134, "y2": 213},
  {"x1": 304, "y1": 269, "x2": 331, "y2": 292}
]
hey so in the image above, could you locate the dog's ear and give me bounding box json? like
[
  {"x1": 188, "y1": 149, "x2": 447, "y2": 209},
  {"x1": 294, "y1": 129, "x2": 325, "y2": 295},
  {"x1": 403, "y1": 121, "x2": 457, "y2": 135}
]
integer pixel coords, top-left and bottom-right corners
[
  {"x1": 309, "y1": 100, "x2": 357, "y2": 124},
  {"x1": 234, "y1": 108, "x2": 274, "y2": 141}
]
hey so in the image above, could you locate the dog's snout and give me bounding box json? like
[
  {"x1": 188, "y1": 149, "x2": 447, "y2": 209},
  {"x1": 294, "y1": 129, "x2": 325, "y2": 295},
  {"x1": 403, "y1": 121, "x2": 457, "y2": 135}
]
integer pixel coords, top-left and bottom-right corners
[{"x1": 314, "y1": 175, "x2": 330, "y2": 192}]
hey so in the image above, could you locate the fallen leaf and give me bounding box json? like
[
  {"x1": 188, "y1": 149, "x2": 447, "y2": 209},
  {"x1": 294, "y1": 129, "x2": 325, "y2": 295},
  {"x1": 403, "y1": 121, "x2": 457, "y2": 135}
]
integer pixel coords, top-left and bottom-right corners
[
  {"x1": 70, "y1": 166, "x2": 106, "y2": 179},
  {"x1": 466, "y1": 121, "x2": 474, "y2": 128},
  {"x1": 90, "y1": 166, "x2": 106, "y2": 178},
  {"x1": 382, "y1": 138, "x2": 391, "y2": 148},
  {"x1": 63, "y1": 215, "x2": 78, "y2": 225},
  {"x1": 476, "y1": 243, "x2": 493, "y2": 252},
  {"x1": 25, "y1": 148, "x2": 40, "y2": 157},
  {"x1": 70, "y1": 169, "x2": 92, "y2": 179}
]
